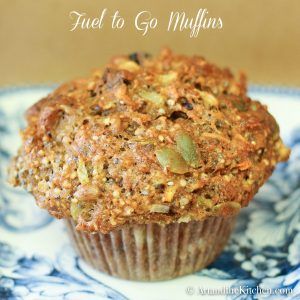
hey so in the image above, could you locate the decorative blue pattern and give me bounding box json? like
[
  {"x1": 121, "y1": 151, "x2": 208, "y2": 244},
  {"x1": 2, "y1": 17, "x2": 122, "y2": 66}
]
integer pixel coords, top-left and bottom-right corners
[
  {"x1": 0, "y1": 87, "x2": 53, "y2": 232},
  {"x1": 0, "y1": 86, "x2": 299, "y2": 300},
  {"x1": 0, "y1": 242, "x2": 127, "y2": 300}
]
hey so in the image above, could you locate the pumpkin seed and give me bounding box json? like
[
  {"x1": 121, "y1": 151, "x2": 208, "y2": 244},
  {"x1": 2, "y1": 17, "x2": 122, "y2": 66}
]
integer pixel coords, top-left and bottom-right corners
[
  {"x1": 77, "y1": 158, "x2": 89, "y2": 184},
  {"x1": 139, "y1": 90, "x2": 164, "y2": 106},
  {"x1": 243, "y1": 178, "x2": 254, "y2": 188},
  {"x1": 212, "y1": 201, "x2": 241, "y2": 216},
  {"x1": 37, "y1": 180, "x2": 48, "y2": 193},
  {"x1": 156, "y1": 147, "x2": 189, "y2": 174},
  {"x1": 74, "y1": 184, "x2": 99, "y2": 201},
  {"x1": 70, "y1": 201, "x2": 81, "y2": 221},
  {"x1": 118, "y1": 60, "x2": 140, "y2": 72},
  {"x1": 276, "y1": 141, "x2": 290, "y2": 161},
  {"x1": 150, "y1": 204, "x2": 170, "y2": 213},
  {"x1": 70, "y1": 200, "x2": 95, "y2": 221},
  {"x1": 199, "y1": 91, "x2": 219, "y2": 107},
  {"x1": 157, "y1": 72, "x2": 177, "y2": 84},
  {"x1": 164, "y1": 185, "x2": 177, "y2": 202},
  {"x1": 178, "y1": 215, "x2": 192, "y2": 223},
  {"x1": 175, "y1": 132, "x2": 200, "y2": 168},
  {"x1": 197, "y1": 196, "x2": 213, "y2": 208},
  {"x1": 179, "y1": 197, "x2": 190, "y2": 206}
]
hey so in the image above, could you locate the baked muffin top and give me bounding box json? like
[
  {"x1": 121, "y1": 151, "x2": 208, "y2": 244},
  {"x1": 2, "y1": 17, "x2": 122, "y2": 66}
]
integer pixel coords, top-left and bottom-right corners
[{"x1": 9, "y1": 48, "x2": 290, "y2": 233}]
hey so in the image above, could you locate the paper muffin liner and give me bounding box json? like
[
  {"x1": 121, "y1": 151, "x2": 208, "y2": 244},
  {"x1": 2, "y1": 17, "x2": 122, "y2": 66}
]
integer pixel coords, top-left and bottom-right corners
[{"x1": 65, "y1": 216, "x2": 236, "y2": 281}]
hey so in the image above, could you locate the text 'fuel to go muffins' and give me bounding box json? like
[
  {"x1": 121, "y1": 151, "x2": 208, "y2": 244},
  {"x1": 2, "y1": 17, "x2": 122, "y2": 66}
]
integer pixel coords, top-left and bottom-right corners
[{"x1": 69, "y1": 9, "x2": 223, "y2": 37}]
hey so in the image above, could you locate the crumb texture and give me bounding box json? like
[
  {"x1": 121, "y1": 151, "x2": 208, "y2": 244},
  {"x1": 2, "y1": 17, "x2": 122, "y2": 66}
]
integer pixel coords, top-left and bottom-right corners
[{"x1": 9, "y1": 48, "x2": 290, "y2": 233}]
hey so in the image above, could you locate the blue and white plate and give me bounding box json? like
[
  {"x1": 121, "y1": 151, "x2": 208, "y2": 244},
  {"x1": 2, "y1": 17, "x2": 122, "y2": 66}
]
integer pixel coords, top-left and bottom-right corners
[{"x1": 0, "y1": 86, "x2": 299, "y2": 300}]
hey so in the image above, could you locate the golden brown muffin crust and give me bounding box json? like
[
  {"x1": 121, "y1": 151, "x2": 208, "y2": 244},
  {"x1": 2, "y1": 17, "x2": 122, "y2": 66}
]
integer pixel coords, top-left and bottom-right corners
[{"x1": 9, "y1": 48, "x2": 290, "y2": 233}]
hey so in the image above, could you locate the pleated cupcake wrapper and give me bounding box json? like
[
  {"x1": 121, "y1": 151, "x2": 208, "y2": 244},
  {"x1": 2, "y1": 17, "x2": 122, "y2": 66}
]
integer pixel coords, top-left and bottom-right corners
[{"x1": 65, "y1": 216, "x2": 236, "y2": 281}]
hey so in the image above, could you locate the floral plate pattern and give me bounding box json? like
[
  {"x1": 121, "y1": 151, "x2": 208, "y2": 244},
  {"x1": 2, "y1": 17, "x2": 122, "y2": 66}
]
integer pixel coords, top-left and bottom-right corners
[{"x1": 0, "y1": 86, "x2": 299, "y2": 300}]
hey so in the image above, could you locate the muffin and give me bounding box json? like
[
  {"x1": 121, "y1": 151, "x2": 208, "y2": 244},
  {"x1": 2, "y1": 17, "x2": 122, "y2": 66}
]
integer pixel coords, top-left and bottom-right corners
[{"x1": 8, "y1": 48, "x2": 290, "y2": 281}]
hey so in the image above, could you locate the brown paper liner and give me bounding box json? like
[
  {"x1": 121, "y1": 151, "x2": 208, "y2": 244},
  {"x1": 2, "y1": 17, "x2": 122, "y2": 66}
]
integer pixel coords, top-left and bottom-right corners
[{"x1": 65, "y1": 216, "x2": 236, "y2": 281}]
